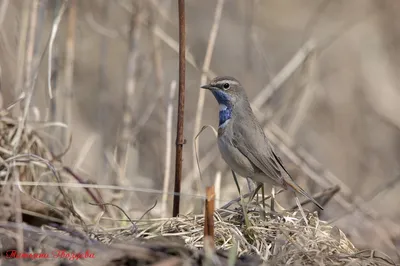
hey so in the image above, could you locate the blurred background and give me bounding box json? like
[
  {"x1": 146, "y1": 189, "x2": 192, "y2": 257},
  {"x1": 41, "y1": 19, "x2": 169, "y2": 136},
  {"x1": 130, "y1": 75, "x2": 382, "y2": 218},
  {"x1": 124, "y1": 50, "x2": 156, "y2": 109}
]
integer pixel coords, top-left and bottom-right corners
[{"x1": 0, "y1": 0, "x2": 399, "y2": 261}]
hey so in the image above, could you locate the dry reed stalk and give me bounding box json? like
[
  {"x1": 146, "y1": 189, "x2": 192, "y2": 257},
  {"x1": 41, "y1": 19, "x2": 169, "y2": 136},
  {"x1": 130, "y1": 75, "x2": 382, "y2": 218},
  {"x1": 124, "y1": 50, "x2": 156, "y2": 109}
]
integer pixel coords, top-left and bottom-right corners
[
  {"x1": 82, "y1": 4, "x2": 209, "y2": 79},
  {"x1": 48, "y1": 0, "x2": 67, "y2": 98},
  {"x1": 85, "y1": 8, "x2": 117, "y2": 38},
  {"x1": 34, "y1": 0, "x2": 47, "y2": 53},
  {"x1": 204, "y1": 185, "x2": 215, "y2": 246},
  {"x1": 0, "y1": 0, "x2": 8, "y2": 27},
  {"x1": 172, "y1": 0, "x2": 186, "y2": 217},
  {"x1": 290, "y1": 185, "x2": 340, "y2": 211},
  {"x1": 13, "y1": 169, "x2": 24, "y2": 257},
  {"x1": 252, "y1": 40, "x2": 316, "y2": 111},
  {"x1": 0, "y1": 180, "x2": 205, "y2": 201},
  {"x1": 47, "y1": 0, "x2": 62, "y2": 95},
  {"x1": 49, "y1": 1, "x2": 67, "y2": 154},
  {"x1": 116, "y1": 0, "x2": 143, "y2": 187},
  {"x1": 153, "y1": 25, "x2": 207, "y2": 75},
  {"x1": 262, "y1": 123, "x2": 399, "y2": 247},
  {"x1": 287, "y1": 50, "x2": 318, "y2": 137},
  {"x1": 13, "y1": 0, "x2": 30, "y2": 109},
  {"x1": 192, "y1": 0, "x2": 224, "y2": 197},
  {"x1": 95, "y1": 0, "x2": 111, "y2": 182},
  {"x1": 22, "y1": 0, "x2": 39, "y2": 106},
  {"x1": 148, "y1": 0, "x2": 175, "y2": 26},
  {"x1": 130, "y1": 4, "x2": 165, "y2": 140},
  {"x1": 161, "y1": 81, "x2": 177, "y2": 218},
  {"x1": 214, "y1": 170, "x2": 221, "y2": 209},
  {"x1": 264, "y1": 122, "x2": 377, "y2": 217},
  {"x1": 62, "y1": 0, "x2": 76, "y2": 147},
  {"x1": 0, "y1": 0, "x2": 9, "y2": 69},
  {"x1": 12, "y1": 0, "x2": 41, "y2": 155},
  {"x1": 243, "y1": 0, "x2": 255, "y2": 72},
  {"x1": 97, "y1": 0, "x2": 110, "y2": 98}
]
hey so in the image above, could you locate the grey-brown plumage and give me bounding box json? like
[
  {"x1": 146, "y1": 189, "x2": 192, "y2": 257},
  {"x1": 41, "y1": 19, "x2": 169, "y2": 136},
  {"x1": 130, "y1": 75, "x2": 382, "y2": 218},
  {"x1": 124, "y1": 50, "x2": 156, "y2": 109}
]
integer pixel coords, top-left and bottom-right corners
[{"x1": 201, "y1": 76, "x2": 323, "y2": 210}]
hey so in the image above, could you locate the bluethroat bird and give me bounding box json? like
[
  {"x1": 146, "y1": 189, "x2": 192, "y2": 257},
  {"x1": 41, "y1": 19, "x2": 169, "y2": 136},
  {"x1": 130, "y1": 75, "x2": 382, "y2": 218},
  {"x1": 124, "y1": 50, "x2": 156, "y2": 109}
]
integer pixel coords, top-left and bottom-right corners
[{"x1": 201, "y1": 76, "x2": 323, "y2": 211}]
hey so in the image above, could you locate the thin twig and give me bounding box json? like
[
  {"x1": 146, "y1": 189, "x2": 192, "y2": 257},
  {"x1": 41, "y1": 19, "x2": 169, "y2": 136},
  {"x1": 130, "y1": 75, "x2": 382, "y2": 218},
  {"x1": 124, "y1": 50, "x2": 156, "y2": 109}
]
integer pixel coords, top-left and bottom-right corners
[
  {"x1": 330, "y1": 177, "x2": 400, "y2": 223},
  {"x1": 12, "y1": 0, "x2": 41, "y2": 159},
  {"x1": 63, "y1": 0, "x2": 76, "y2": 146},
  {"x1": 116, "y1": 0, "x2": 143, "y2": 188},
  {"x1": 90, "y1": 202, "x2": 136, "y2": 229},
  {"x1": 172, "y1": 0, "x2": 186, "y2": 217},
  {"x1": 161, "y1": 81, "x2": 177, "y2": 218},
  {"x1": 22, "y1": 0, "x2": 40, "y2": 110},
  {"x1": 48, "y1": 0, "x2": 67, "y2": 99},
  {"x1": 287, "y1": 49, "x2": 318, "y2": 137},
  {"x1": 13, "y1": 169, "x2": 24, "y2": 261},
  {"x1": 49, "y1": 0, "x2": 67, "y2": 153},
  {"x1": 153, "y1": 25, "x2": 207, "y2": 75},
  {"x1": 244, "y1": 0, "x2": 255, "y2": 72},
  {"x1": 148, "y1": 0, "x2": 175, "y2": 26},
  {"x1": 0, "y1": 180, "x2": 206, "y2": 200},
  {"x1": 265, "y1": 122, "x2": 380, "y2": 219},
  {"x1": 0, "y1": 0, "x2": 9, "y2": 27},
  {"x1": 13, "y1": 0, "x2": 30, "y2": 109},
  {"x1": 130, "y1": 6, "x2": 165, "y2": 139},
  {"x1": 290, "y1": 185, "x2": 340, "y2": 211},
  {"x1": 252, "y1": 40, "x2": 316, "y2": 112},
  {"x1": 95, "y1": 0, "x2": 113, "y2": 186},
  {"x1": 64, "y1": 166, "x2": 106, "y2": 213},
  {"x1": 214, "y1": 170, "x2": 221, "y2": 209},
  {"x1": 194, "y1": 125, "x2": 218, "y2": 184},
  {"x1": 192, "y1": 0, "x2": 224, "y2": 197}
]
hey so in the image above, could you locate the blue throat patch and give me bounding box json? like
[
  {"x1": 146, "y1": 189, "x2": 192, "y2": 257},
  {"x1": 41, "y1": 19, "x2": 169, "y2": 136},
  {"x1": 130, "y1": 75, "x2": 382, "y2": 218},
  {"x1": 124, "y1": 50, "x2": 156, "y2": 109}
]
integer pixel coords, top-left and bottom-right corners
[{"x1": 212, "y1": 90, "x2": 232, "y2": 127}]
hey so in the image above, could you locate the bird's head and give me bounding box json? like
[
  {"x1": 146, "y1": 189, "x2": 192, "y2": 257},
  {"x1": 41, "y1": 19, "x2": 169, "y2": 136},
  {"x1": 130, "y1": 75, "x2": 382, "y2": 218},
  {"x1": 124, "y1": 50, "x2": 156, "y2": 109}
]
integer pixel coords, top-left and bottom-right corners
[{"x1": 201, "y1": 76, "x2": 247, "y2": 107}]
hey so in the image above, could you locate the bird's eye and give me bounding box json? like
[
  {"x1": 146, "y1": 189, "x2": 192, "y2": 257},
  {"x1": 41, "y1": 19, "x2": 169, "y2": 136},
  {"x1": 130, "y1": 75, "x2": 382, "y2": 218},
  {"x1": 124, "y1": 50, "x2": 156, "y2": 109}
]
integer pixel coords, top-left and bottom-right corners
[{"x1": 223, "y1": 83, "x2": 230, "y2": 90}]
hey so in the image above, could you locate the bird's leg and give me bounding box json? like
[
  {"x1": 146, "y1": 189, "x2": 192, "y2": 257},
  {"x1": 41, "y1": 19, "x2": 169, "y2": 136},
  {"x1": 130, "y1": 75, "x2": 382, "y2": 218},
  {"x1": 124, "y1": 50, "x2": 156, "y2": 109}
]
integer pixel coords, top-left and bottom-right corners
[
  {"x1": 249, "y1": 183, "x2": 263, "y2": 204},
  {"x1": 261, "y1": 187, "x2": 285, "y2": 219},
  {"x1": 246, "y1": 178, "x2": 253, "y2": 192},
  {"x1": 232, "y1": 170, "x2": 241, "y2": 194},
  {"x1": 271, "y1": 186, "x2": 276, "y2": 212},
  {"x1": 261, "y1": 183, "x2": 266, "y2": 220},
  {"x1": 256, "y1": 185, "x2": 259, "y2": 205},
  {"x1": 247, "y1": 179, "x2": 260, "y2": 212},
  {"x1": 231, "y1": 170, "x2": 250, "y2": 228},
  {"x1": 249, "y1": 183, "x2": 265, "y2": 219}
]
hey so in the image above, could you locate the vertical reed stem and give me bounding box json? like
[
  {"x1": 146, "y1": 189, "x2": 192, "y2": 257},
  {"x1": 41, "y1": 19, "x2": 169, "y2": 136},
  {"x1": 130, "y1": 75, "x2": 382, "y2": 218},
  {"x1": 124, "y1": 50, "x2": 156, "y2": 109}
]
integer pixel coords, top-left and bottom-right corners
[
  {"x1": 63, "y1": 0, "x2": 76, "y2": 146},
  {"x1": 172, "y1": 0, "x2": 186, "y2": 217},
  {"x1": 204, "y1": 185, "x2": 215, "y2": 247}
]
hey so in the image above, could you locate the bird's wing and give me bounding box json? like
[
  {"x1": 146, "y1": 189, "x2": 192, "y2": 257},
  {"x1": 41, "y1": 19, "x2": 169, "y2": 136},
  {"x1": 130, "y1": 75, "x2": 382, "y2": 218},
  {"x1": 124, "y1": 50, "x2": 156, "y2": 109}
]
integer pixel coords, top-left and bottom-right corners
[
  {"x1": 232, "y1": 116, "x2": 284, "y2": 185},
  {"x1": 232, "y1": 116, "x2": 324, "y2": 210}
]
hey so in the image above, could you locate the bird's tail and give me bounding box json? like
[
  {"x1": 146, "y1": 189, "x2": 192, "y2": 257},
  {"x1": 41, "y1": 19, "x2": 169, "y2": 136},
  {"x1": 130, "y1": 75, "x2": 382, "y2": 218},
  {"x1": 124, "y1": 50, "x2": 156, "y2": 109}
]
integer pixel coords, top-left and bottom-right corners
[{"x1": 284, "y1": 177, "x2": 324, "y2": 210}]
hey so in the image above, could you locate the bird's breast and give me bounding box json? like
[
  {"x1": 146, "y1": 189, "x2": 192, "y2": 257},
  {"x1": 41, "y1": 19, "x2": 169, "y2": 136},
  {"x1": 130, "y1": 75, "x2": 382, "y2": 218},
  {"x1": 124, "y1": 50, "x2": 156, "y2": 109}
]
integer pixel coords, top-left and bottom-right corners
[{"x1": 217, "y1": 134, "x2": 255, "y2": 178}]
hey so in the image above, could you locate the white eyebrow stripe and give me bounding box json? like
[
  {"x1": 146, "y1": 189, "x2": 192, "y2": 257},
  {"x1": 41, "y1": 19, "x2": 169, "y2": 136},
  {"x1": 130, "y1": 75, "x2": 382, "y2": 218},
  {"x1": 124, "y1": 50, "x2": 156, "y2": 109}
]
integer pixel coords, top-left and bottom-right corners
[{"x1": 215, "y1": 80, "x2": 239, "y2": 86}]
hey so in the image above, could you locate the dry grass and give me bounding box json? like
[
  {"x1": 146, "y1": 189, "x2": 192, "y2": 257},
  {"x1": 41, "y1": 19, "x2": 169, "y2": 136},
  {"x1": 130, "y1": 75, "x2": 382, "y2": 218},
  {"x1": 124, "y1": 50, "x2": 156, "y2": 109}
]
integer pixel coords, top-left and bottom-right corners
[
  {"x1": 1, "y1": 198, "x2": 398, "y2": 265},
  {"x1": 102, "y1": 206, "x2": 395, "y2": 265},
  {"x1": 0, "y1": 108, "x2": 397, "y2": 265}
]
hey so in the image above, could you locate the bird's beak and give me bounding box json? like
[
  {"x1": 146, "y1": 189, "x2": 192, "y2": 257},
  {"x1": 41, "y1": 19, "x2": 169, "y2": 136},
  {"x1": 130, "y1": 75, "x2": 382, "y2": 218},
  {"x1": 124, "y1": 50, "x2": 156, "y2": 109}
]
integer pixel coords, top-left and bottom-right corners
[{"x1": 201, "y1": 84, "x2": 213, "y2": 90}]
